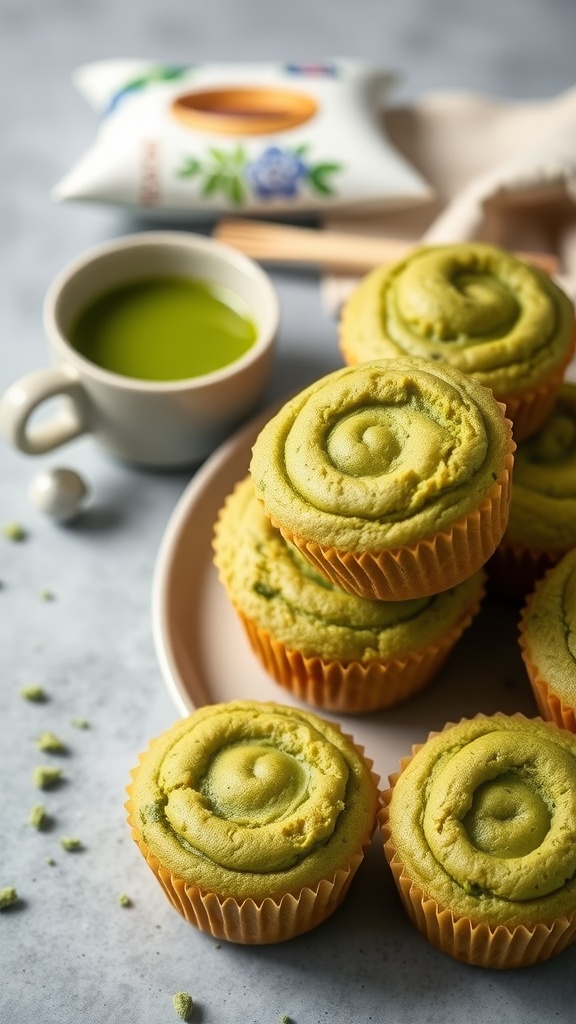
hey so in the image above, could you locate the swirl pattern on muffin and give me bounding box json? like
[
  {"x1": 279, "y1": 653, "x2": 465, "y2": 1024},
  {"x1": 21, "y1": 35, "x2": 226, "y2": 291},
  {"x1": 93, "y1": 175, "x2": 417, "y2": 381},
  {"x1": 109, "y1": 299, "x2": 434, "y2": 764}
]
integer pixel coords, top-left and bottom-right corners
[
  {"x1": 250, "y1": 358, "x2": 513, "y2": 599},
  {"x1": 520, "y1": 548, "x2": 576, "y2": 730},
  {"x1": 128, "y1": 700, "x2": 377, "y2": 903},
  {"x1": 381, "y1": 715, "x2": 576, "y2": 930},
  {"x1": 339, "y1": 243, "x2": 574, "y2": 439}
]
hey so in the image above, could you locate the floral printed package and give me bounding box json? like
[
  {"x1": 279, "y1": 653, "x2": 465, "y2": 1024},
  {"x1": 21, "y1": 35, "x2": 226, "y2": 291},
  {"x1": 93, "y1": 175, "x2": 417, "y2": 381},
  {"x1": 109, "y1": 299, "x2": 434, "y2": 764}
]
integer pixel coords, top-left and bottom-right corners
[{"x1": 53, "y1": 59, "x2": 431, "y2": 216}]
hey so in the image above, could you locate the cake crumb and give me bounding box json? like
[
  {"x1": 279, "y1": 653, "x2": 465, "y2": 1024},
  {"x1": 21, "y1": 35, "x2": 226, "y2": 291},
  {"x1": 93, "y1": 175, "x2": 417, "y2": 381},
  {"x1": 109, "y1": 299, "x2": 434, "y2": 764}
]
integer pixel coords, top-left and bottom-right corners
[
  {"x1": 19, "y1": 685, "x2": 47, "y2": 703},
  {"x1": 172, "y1": 991, "x2": 194, "y2": 1021},
  {"x1": 60, "y1": 837, "x2": 82, "y2": 852},
  {"x1": 29, "y1": 804, "x2": 50, "y2": 830},
  {"x1": 71, "y1": 717, "x2": 89, "y2": 729},
  {"x1": 33, "y1": 766, "x2": 63, "y2": 790},
  {"x1": 39, "y1": 589, "x2": 55, "y2": 602},
  {"x1": 0, "y1": 887, "x2": 18, "y2": 910},
  {"x1": 36, "y1": 731, "x2": 67, "y2": 754},
  {"x1": 118, "y1": 893, "x2": 132, "y2": 907},
  {"x1": 45, "y1": 857, "x2": 56, "y2": 867},
  {"x1": 2, "y1": 522, "x2": 26, "y2": 542},
  {"x1": 280, "y1": 1016, "x2": 292, "y2": 1024}
]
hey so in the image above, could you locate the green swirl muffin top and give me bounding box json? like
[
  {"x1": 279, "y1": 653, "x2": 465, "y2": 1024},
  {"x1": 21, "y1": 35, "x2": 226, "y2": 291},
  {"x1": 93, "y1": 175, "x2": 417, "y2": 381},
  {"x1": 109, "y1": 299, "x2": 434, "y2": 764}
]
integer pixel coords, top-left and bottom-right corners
[
  {"x1": 505, "y1": 383, "x2": 576, "y2": 551},
  {"x1": 214, "y1": 475, "x2": 484, "y2": 662},
  {"x1": 521, "y1": 548, "x2": 576, "y2": 708},
  {"x1": 129, "y1": 700, "x2": 377, "y2": 901},
  {"x1": 250, "y1": 358, "x2": 511, "y2": 552},
  {"x1": 339, "y1": 243, "x2": 574, "y2": 398},
  {"x1": 386, "y1": 715, "x2": 576, "y2": 926}
]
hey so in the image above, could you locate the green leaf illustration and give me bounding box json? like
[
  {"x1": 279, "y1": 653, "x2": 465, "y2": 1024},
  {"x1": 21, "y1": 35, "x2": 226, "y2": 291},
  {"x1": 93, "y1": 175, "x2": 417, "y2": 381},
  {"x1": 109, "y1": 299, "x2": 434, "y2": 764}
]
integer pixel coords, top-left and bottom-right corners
[
  {"x1": 202, "y1": 172, "x2": 225, "y2": 196},
  {"x1": 308, "y1": 162, "x2": 342, "y2": 196},
  {"x1": 208, "y1": 148, "x2": 230, "y2": 165},
  {"x1": 232, "y1": 145, "x2": 248, "y2": 167},
  {"x1": 226, "y1": 175, "x2": 246, "y2": 206},
  {"x1": 177, "y1": 157, "x2": 202, "y2": 178}
]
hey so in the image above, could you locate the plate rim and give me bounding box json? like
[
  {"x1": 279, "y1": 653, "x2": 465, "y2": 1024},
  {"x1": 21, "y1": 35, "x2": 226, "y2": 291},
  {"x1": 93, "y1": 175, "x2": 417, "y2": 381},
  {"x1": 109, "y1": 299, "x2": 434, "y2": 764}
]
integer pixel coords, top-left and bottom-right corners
[{"x1": 151, "y1": 401, "x2": 280, "y2": 718}]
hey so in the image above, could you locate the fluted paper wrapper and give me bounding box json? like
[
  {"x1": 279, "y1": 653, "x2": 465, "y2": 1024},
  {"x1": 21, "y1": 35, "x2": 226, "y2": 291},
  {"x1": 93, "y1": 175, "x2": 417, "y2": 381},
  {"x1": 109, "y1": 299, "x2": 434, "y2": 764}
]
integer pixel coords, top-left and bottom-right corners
[
  {"x1": 235, "y1": 583, "x2": 483, "y2": 713},
  {"x1": 499, "y1": 331, "x2": 576, "y2": 443},
  {"x1": 274, "y1": 449, "x2": 513, "y2": 602},
  {"x1": 378, "y1": 716, "x2": 576, "y2": 968},
  {"x1": 126, "y1": 736, "x2": 379, "y2": 944},
  {"x1": 519, "y1": 597, "x2": 576, "y2": 732}
]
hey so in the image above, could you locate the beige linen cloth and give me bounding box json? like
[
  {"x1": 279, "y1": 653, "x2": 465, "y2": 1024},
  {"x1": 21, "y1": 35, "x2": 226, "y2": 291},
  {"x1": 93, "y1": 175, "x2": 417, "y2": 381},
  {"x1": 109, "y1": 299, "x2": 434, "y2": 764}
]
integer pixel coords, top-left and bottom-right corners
[{"x1": 323, "y1": 84, "x2": 576, "y2": 368}]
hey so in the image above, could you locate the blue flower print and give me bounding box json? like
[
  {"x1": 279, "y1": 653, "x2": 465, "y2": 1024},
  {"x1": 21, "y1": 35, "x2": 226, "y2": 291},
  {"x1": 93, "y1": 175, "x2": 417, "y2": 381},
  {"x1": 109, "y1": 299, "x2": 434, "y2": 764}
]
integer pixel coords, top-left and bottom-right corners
[{"x1": 245, "y1": 147, "x2": 308, "y2": 199}]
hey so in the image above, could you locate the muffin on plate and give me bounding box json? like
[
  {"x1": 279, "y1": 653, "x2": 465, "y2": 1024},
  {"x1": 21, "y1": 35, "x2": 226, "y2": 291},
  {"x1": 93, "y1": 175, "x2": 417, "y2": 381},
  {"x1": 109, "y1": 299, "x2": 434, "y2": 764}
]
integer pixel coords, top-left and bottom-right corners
[
  {"x1": 213, "y1": 475, "x2": 486, "y2": 713},
  {"x1": 339, "y1": 242, "x2": 575, "y2": 441},
  {"x1": 379, "y1": 713, "x2": 576, "y2": 968},
  {"x1": 489, "y1": 383, "x2": 576, "y2": 598},
  {"x1": 126, "y1": 699, "x2": 378, "y2": 943},
  {"x1": 519, "y1": 547, "x2": 576, "y2": 732},
  {"x1": 249, "y1": 357, "x2": 514, "y2": 601}
]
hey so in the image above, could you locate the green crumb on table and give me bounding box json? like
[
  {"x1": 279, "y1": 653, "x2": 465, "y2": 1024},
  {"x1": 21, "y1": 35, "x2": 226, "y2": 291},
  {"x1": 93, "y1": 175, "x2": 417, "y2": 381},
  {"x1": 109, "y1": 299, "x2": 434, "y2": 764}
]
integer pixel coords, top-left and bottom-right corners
[
  {"x1": 39, "y1": 589, "x2": 55, "y2": 602},
  {"x1": 2, "y1": 522, "x2": 26, "y2": 542},
  {"x1": 281, "y1": 1016, "x2": 292, "y2": 1024},
  {"x1": 29, "y1": 804, "x2": 49, "y2": 830},
  {"x1": 118, "y1": 893, "x2": 132, "y2": 907},
  {"x1": 32, "y1": 765, "x2": 63, "y2": 790},
  {"x1": 36, "y1": 731, "x2": 67, "y2": 754},
  {"x1": 60, "y1": 837, "x2": 82, "y2": 852},
  {"x1": 172, "y1": 992, "x2": 194, "y2": 1021},
  {"x1": 45, "y1": 857, "x2": 56, "y2": 867},
  {"x1": 71, "y1": 717, "x2": 89, "y2": 729},
  {"x1": 19, "y1": 685, "x2": 47, "y2": 703},
  {"x1": 0, "y1": 887, "x2": 18, "y2": 910}
]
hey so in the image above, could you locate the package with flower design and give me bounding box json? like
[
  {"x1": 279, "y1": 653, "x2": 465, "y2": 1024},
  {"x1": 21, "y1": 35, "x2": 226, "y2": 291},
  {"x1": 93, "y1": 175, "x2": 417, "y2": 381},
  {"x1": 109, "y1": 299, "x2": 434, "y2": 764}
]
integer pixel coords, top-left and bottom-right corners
[{"x1": 53, "y1": 59, "x2": 432, "y2": 216}]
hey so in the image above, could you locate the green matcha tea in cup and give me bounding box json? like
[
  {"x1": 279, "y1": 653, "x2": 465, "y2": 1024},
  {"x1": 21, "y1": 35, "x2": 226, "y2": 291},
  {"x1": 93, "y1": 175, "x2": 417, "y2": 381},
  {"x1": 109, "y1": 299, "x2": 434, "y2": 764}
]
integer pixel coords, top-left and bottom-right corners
[{"x1": 0, "y1": 232, "x2": 279, "y2": 467}]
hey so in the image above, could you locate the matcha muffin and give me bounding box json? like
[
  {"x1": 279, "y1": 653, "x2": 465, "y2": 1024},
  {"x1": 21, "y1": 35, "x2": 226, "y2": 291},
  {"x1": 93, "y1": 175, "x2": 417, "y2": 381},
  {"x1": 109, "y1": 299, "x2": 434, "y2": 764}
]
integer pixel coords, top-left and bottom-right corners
[
  {"x1": 490, "y1": 383, "x2": 576, "y2": 597},
  {"x1": 213, "y1": 475, "x2": 485, "y2": 712},
  {"x1": 379, "y1": 714, "x2": 576, "y2": 968},
  {"x1": 126, "y1": 700, "x2": 378, "y2": 943},
  {"x1": 249, "y1": 358, "x2": 514, "y2": 601},
  {"x1": 520, "y1": 548, "x2": 576, "y2": 732},
  {"x1": 339, "y1": 243, "x2": 575, "y2": 441}
]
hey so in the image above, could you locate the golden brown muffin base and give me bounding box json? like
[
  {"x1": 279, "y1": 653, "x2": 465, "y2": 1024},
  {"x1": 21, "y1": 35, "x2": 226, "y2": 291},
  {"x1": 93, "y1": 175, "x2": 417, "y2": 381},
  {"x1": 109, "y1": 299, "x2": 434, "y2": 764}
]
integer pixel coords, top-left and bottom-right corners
[
  {"x1": 500, "y1": 334, "x2": 575, "y2": 441},
  {"x1": 234, "y1": 580, "x2": 484, "y2": 713},
  {"x1": 519, "y1": 592, "x2": 576, "y2": 733},
  {"x1": 378, "y1": 714, "x2": 576, "y2": 968},
  {"x1": 270, "y1": 448, "x2": 513, "y2": 602}
]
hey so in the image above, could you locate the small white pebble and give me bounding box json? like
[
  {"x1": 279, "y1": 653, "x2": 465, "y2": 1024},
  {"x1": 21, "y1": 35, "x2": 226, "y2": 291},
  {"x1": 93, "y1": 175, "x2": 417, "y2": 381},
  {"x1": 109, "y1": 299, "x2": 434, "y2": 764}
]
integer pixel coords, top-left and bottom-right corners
[{"x1": 29, "y1": 468, "x2": 88, "y2": 523}]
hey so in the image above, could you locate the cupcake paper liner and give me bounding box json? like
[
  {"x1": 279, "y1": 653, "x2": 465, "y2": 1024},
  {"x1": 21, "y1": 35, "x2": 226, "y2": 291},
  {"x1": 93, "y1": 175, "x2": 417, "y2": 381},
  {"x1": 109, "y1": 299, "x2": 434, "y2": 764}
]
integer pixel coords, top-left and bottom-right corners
[
  {"x1": 378, "y1": 714, "x2": 576, "y2": 968},
  {"x1": 126, "y1": 734, "x2": 379, "y2": 944},
  {"x1": 272, "y1": 447, "x2": 514, "y2": 602},
  {"x1": 235, "y1": 582, "x2": 484, "y2": 713},
  {"x1": 498, "y1": 330, "x2": 576, "y2": 443},
  {"x1": 519, "y1": 592, "x2": 576, "y2": 732}
]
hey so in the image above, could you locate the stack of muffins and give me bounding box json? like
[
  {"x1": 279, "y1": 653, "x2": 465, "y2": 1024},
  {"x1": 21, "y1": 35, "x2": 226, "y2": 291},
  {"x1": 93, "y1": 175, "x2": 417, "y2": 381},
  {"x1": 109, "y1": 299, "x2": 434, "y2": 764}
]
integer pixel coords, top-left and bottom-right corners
[{"x1": 127, "y1": 241, "x2": 576, "y2": 967}]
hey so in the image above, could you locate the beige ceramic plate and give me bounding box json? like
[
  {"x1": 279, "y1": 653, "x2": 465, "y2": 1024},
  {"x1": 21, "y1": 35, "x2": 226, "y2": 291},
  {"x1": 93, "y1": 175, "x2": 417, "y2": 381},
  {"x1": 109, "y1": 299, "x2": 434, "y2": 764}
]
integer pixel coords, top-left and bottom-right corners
[{"x1": 152, "y1": 403, "x2": 537, "y2": 784}]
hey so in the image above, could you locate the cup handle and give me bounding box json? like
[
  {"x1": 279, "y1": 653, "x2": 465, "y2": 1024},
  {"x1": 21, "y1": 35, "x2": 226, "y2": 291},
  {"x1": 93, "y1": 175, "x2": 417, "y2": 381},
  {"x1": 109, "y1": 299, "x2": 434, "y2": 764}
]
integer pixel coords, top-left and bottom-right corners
[{"x1": 0, "y1": 365, "x2": 91, "y2": 455}]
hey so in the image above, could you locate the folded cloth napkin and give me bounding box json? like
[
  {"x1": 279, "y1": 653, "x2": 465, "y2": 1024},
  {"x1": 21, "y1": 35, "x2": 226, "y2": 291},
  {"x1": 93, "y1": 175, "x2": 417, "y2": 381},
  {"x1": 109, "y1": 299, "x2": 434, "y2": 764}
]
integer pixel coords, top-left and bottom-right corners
[{"x1": 322, "y1": 85, "x2": 576, "y2": 330}]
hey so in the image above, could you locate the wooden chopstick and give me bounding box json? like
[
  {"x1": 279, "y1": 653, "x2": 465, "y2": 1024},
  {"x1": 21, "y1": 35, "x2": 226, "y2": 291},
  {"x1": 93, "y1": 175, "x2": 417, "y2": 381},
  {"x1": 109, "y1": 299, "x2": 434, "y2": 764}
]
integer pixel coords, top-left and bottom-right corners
[{"x1": 213, "y1": 217, "x2": 559, "y2": 276}]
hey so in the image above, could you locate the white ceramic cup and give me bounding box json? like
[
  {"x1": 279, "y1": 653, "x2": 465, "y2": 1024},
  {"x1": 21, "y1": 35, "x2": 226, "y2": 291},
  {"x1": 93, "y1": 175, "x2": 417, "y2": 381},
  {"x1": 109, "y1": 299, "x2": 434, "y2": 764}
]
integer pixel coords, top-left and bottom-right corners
[{"x1": 0, "y1": 231, "x2": 280, "y2": 467}]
